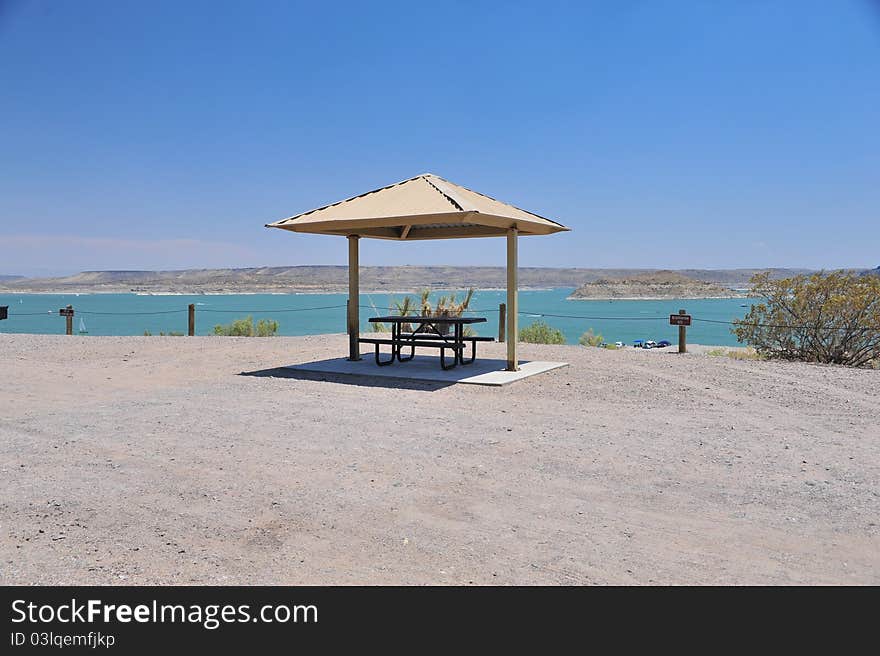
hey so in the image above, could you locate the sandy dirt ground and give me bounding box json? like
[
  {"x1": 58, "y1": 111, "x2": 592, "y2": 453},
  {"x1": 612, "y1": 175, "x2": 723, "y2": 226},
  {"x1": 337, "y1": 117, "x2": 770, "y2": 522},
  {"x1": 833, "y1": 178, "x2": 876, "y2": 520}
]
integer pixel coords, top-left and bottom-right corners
[{"x1": 1, "y1": 334, "x2": 878, "y2": 585}]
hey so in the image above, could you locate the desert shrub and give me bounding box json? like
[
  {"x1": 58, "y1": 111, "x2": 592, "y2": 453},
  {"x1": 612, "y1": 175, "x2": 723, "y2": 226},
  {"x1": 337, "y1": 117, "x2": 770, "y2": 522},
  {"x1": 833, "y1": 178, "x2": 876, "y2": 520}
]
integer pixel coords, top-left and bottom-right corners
[
  {"x1": 368, "y1": 299, "x2": 387, "y2": 332},
  {"x1": 214, "y1": 316, "x2": 254, "y2": 336},
  {"x1": 578, "y1": 328, "x2": 604, "y2": 347},
  {"x1": 519, "y1": 320, "x2": 566, "y2": 345},
  {"x1": 143, "y1": 330, "x2": 152, "y2": 336},
  {"x1": 255, "y1": 319, "x2": 279, "y2": 337},
  {"x1": 375, "y1": 288, "x2": 477, "y2": 334},
  {"x1": 417, "y1": 287, "x2": 475, "y2": 318},
  {"x1": 369, "y1": 289, "x2": 479, "y2": 335},
  {"x1": 213, "y1": 316, "x2": 279, "y2": 337},
  {"x1": 369, "y1": 294, "x2": 419, "y2": 333},
  {"x1": 604, "y1": 343, "x2": 619, "y2": 350},
  {"x1": 706, "y1": 347, "x2": 762, "y2": 360},
  {"x1": 733, "y1": 271, "x2": 880, "y2": 367},
  {"x1": 418, "y1": 288, "x2": 476, "y2": 335},
  {"x1": 393, "y1": 295, "x2": 416, "y2": 333},
  {"x1": 727, "y1": 347, "x2": 762, "y2": 361}
]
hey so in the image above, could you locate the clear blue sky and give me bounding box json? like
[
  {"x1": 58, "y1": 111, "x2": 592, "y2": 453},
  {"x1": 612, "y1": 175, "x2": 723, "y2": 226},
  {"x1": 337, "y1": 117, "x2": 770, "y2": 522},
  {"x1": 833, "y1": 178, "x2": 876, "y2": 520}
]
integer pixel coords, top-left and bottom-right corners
[{"x1": 1, "y1": 0, "x2": 878, "y2": 276}]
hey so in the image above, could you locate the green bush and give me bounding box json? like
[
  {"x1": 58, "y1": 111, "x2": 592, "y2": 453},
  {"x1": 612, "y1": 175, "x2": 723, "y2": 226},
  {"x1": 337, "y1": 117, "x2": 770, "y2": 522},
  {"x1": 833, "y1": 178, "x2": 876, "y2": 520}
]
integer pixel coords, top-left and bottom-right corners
[
  {"x1": 256, "y1": 319, "x2": 279, "y2": 337},
  {"x1": 214, "y1": 317, "x2": 253, "y2": 336},
  {"x1": 578, "y1": 328, "x2": 604, "y2": 347},
  {"x1": 213, "y1": 316, "x2": 279, "y2": 337},
  {"x1": 519, "y1": 320, "x2": 566, "y2": 345},
  {"x1": 734, "y1": 271, "x2": 880, "y2": 367}
]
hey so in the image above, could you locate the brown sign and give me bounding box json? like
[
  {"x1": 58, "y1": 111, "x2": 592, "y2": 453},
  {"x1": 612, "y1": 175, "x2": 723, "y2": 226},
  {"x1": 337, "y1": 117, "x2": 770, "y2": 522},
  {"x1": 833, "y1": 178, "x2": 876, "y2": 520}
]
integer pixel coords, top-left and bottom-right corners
[
  {"x1": 59, "y1": 307, "x2": 75, "y2": 317},
  {"x1": 670, "y1": 314, "x2": 691, "y2": 326},
  {"x1": 0, "y1": 306, "x2": 7, "y2": 320}
]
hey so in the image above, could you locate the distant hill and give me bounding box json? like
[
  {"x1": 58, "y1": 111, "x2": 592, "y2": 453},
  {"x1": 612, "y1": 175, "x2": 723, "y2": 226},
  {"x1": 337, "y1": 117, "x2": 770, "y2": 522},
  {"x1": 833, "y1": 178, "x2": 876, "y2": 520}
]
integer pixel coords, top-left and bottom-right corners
[
  {"x1": 569, "y1": 270, "x2": 742, "y2": 300},
  {"x1": 0, "y1": 275, "x2": 24, "y2": 282},
  {"x1": 862, "y1": 266, "x2": 880, "y2": 277},
  {"x1": 0, "y1": 266, "x2": 811, "y2": 295}
]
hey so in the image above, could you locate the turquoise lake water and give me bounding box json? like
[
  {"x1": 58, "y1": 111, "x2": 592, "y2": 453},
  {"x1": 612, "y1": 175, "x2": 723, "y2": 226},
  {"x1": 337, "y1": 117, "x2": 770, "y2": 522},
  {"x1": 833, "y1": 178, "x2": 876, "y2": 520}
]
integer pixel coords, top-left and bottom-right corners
[{"x1": 0, "y1": 289, "x2": 753, "y2": 346}]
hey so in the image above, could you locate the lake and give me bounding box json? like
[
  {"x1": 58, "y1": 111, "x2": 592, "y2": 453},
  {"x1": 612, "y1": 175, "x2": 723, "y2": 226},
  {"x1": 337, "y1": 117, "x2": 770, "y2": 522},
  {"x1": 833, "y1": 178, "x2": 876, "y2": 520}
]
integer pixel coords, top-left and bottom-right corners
[{"x1": 0, "y1": 289, "x2": 752, "y2": 346}]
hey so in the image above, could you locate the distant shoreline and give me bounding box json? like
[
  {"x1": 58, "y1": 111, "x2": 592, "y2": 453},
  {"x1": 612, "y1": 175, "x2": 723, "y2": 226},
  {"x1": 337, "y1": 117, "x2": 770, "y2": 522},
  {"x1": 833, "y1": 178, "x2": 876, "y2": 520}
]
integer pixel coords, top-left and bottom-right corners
[
  {"x1": 0, "y1": 266, "x2": 814, "y2": 298},
  {"x1": 0, "y1": 286, "x2": 564, "y2": 296},
  {"x1": 569, "y1": 294, "x2": 746, "y2": 301},
  {"x1": 0, "y1": 289, "x2": 758, "y2": 301}
]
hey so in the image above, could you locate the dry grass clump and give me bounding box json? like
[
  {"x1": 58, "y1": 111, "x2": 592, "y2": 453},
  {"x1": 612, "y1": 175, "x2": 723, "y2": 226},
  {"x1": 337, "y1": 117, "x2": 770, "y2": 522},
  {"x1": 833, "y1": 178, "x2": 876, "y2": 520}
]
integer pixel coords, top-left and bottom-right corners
[{"x1": 707, "y1": 347, "x2": 763, "y2": 360}]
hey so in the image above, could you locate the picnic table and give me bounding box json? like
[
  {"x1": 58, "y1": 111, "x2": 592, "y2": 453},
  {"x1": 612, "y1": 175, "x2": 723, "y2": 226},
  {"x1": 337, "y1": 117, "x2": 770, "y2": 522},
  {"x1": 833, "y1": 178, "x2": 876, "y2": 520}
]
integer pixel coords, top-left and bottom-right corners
[{"x1": 362, "y1": 316, "x2": 492, "y2": 370}]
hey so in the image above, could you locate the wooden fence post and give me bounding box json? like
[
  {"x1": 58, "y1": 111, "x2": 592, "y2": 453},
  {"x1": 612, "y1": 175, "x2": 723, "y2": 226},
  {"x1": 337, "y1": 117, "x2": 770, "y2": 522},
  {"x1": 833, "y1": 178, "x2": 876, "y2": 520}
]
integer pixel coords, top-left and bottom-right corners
[
  {"x1": 188, "y1": 304, "x2": 195, "y2": 336},
  {"x1": 63, "y1": 305, "x2": 74, "y2": 335},
  {"x1": 678, "y1": 308, "x2": 687, "y2": 354},
  {"x1": 498, "y1": 303, "x2": 506, "y2": 342}
]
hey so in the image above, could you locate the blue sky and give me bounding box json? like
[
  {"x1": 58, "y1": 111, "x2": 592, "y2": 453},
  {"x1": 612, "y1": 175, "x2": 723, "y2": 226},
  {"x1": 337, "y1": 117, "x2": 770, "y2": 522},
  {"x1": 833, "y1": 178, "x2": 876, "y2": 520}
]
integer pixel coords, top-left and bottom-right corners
[{"x1": 1, "y1": 0, "x2": 878, "y2": 276}]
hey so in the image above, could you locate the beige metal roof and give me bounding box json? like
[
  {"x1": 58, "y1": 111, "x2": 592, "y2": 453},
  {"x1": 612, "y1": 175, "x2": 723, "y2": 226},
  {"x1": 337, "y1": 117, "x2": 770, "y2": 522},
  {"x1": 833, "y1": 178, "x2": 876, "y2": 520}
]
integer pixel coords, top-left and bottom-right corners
[{"x1": 266, "y1": 173, "x2": 570, "y2": 240}]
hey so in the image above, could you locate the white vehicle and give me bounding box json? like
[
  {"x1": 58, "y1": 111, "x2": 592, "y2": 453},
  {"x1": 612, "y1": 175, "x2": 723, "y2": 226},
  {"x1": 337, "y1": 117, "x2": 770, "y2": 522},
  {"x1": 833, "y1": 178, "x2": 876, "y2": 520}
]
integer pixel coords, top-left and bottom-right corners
[
  {"x1": 614, "y1": 341, "x2": 624, "y2": 348},
  {"x1": 644, "y1": 340, "x2": 657, "y2": 349}
]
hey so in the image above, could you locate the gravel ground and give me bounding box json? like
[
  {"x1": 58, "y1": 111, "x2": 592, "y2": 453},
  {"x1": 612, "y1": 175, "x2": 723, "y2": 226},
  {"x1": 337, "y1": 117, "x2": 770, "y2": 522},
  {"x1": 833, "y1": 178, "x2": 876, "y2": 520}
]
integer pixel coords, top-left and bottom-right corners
[{"x1": 1, "y1": 334, "x2": 878, "y2": 585}]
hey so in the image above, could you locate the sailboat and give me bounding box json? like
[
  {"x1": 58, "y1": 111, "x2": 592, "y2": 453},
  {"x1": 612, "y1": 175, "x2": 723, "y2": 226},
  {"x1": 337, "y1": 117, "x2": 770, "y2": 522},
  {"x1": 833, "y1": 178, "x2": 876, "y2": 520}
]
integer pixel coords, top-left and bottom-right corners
[{"x1": 78, "y1": 318, "x2": 88, "y2": 335}]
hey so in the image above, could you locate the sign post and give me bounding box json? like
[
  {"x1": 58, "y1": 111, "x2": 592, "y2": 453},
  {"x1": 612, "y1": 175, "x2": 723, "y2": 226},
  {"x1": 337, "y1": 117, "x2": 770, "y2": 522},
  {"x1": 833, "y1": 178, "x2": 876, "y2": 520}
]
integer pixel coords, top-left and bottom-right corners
[
  {"x1": 669, "y1": 309, "x2": 691, "y2": 353},
  {"x1": 188, "y1": 303, "x2": 195, "y2": 336},
  {"x1": 59, "y1": 305, "x2": 74, "y2": 336}
]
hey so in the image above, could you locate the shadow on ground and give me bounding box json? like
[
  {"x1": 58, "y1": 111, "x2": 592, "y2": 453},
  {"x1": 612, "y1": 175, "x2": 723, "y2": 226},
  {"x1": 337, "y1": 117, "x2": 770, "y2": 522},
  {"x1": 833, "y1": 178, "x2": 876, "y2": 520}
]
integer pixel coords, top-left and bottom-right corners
[{"x1": 238, "y1": 366, "x2": 454, "y2": 391}]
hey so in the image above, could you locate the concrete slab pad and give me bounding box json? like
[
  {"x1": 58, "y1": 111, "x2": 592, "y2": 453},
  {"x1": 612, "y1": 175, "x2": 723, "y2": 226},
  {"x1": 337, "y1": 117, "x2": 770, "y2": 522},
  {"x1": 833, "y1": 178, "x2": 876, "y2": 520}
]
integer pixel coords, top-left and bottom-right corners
[{"x1": 284, "y1": 355, "x2": 568, "y2": 386}]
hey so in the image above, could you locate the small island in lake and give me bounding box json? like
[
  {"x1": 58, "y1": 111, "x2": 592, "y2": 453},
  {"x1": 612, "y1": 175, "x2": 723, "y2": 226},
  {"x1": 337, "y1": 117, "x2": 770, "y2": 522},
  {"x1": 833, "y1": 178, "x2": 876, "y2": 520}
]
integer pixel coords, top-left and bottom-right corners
[{"x1": 568, "y1": 270, "x2": 744, "y2": 300}]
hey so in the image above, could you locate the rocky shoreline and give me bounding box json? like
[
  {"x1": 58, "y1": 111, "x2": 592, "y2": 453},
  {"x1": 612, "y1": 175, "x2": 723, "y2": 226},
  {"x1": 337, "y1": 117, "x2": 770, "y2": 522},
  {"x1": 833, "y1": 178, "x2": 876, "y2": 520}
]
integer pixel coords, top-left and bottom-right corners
[{"x1": 568, "y1": 270, "x2": 745, "y2": 300}]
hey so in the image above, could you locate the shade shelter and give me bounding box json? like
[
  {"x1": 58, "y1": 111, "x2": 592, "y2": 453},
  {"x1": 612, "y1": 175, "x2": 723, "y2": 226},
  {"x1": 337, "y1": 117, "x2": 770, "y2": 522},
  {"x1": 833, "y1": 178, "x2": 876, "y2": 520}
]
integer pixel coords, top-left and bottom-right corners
[{"x1": 266, "y1": 173, "x2": 569, "y2": 371}]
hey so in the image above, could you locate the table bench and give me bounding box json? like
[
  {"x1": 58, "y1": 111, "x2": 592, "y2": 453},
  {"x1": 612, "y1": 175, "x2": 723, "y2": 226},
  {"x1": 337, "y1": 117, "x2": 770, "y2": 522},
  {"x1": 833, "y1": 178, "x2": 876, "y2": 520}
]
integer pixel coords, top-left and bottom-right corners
[{"x1": 364, "y1": 316, "x2": 493, "y2": 370}]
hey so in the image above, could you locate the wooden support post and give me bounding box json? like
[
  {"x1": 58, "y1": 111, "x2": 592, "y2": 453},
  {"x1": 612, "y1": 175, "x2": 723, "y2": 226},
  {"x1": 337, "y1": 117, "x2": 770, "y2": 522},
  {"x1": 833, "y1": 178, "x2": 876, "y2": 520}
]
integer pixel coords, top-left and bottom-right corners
[
  {"x1": 506, "y1": 228, "x2": 519, "y2": 371},
  {"x1": 498, "y1": 303, "x2": 506, "y2": 342},
  {"x1": 347, "y1": 235, "x2": 361, "y2": 361},
  {"x1": 64, "y1": 305, "x2": 73, "y2": 336},
  {"x1": 188, "y1": 304, "x2": 195, "y2": 336},
  {"x1": 678, "y1": 308, "x2": 687, "y2": 354}
]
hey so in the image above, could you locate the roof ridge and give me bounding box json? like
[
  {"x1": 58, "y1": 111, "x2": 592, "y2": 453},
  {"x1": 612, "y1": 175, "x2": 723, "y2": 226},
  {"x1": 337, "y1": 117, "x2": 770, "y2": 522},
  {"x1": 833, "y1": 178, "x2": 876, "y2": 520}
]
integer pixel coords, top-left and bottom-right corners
[
  {"x1": 422, "y1": 175, "x2": 476, "y2": 213},
  {"x1": 427, "y1": 174, "x2": 565, "y2": 228}
]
